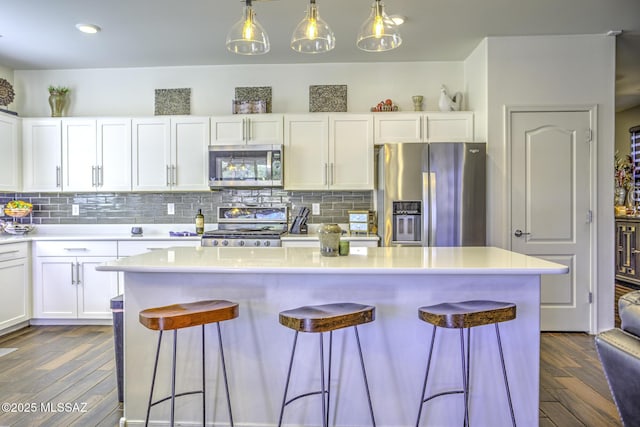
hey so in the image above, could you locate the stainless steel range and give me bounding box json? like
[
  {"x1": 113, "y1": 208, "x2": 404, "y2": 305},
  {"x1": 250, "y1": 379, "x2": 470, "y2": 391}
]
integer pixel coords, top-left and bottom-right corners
[{"x1": 201, "y1": 206, "x2": 288, "y2": 248}]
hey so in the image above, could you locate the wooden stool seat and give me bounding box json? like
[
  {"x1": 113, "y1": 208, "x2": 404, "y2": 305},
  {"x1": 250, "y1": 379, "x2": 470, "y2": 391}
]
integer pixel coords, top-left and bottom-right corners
[
  {"x1": 418, "y1": 300, "x2": 516, "y2": 329},
  {"x1": 139, "y1": 299, "x2": 239, "y2": 331},
  {"x1": 279, "y1": 302, "x2": 375, "y2": 333}
]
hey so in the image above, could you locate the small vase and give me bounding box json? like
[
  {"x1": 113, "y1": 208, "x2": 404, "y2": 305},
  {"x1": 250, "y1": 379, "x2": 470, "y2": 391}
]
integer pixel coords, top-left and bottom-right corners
[
  {"x1": 318, "y1": 223, "x2": 342, "y2": 257},
  {"x1": 412, "y1": 95, "x2": 423, "y2": 111},
  {"x1": 615, "y1": 187, "x2": 626, "y2": 206},
  {"x1": 48, "y1": 93, "x2": 67, "y2": 117}
]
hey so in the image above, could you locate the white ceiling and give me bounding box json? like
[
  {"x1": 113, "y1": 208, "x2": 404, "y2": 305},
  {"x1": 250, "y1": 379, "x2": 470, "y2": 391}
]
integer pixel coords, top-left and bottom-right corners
[{"x1": 1, "y1": 0, "x2": 640, "y2": 111}]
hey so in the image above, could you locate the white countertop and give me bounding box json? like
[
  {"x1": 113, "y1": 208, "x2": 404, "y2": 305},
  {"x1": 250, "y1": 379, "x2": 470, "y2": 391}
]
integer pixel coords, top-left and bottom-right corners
[{"x1": 96, "y1": 246, "x2": 568, "y2": 275}]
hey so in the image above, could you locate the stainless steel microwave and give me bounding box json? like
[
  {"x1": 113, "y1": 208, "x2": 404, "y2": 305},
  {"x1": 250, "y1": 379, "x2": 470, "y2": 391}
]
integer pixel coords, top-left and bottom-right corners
[{"x1": 208, "y1": 144, "x2": 283, "y2": 188}]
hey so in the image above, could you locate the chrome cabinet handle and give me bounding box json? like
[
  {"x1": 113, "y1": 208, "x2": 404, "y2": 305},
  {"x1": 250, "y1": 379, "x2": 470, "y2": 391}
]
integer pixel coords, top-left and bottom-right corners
[
  {"x1": 56, "y1": 166, "x2": 61, "y2": 187},
  {"x1": 514, "y1": 229, "x2": 531, "y2": 237},
  {"x1": 91, "y1": 166, "x2": 96, "y2": 186},
  {"x1": 324, "y1": 163, "x2": 328, "y2": 185},
  {"x1": 76, "y1": 262, "x2": 82, "y2": 285},
  {"x1": 166, "y1": 165, "x2": 171, "y2": 186},
  {"x1": 70, "y1": 263, "x2": 76, "y2": 285},
  {"x1": 172, "y1": 165, "x2": 177, "y2": 186},
  {"x1": 242, "y1": 118, "x2": 246, "y2": 142},
  {"x1": 98, "y1": 166, "x2": 103, "y2": 187},
  {"x1": 330, "y1": 163, "x2": 334, "y2": 185}
]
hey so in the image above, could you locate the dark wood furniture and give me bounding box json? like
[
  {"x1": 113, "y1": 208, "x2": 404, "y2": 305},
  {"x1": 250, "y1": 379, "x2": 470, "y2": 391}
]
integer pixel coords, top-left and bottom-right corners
[
  {"x1": 416, "y1": 300, "x2": 517, "y2": 427},
  {"x1": 277, "y1": 302, "x2": 376, "y2": 427},
  {"x1": 139, "y1": 299, "x2": 238, "y2": 427}
]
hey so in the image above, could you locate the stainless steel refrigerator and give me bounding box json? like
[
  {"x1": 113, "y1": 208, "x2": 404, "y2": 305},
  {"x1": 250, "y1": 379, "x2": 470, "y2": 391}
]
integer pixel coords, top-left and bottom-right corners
[{"x1": 376, "y1": 142, "x2": 486, "y2": 247}]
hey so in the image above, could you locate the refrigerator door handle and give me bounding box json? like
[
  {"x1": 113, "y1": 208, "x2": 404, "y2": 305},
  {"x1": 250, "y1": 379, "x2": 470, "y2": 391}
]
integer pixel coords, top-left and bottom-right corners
[
  {"x1": 426, "y1": 172, "x2": 437, "y2": 246},
  {"x1": 422, "y1": 172, "x2": 430, "y2": 246}
]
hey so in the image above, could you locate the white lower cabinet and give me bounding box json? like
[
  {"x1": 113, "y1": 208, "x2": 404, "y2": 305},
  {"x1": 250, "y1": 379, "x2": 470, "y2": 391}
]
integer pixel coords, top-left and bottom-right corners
[
  {"x1": 33, "y1": 241, "x2": 119, "y2": 319},
  {"x1": 0, "y1": 243, "x2": 31, "y2": 332}
]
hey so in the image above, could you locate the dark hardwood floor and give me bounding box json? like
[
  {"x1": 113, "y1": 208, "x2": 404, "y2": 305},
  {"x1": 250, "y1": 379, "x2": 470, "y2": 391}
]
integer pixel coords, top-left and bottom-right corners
[{"x1": 0, "y1": 326, "x2": 622, "y2": 426}]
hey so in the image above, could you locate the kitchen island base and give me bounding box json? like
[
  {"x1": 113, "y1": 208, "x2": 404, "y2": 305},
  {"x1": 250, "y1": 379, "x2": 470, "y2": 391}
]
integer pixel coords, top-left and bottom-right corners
[{"x1": 120, "y1": 270, "x2": 540, "y2": 427}]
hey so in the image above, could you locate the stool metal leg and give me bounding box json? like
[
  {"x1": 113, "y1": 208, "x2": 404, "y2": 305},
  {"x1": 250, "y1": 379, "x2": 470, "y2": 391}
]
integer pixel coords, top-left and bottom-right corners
[
  {"x1": 460, "y1": 328, "x2": 469, "y2": 427},
  {"x1": 319, "y1": 332, "x2": 328, "y2": 427},
  {"x1": 495, "y1": 324, "x2": 516, "y2": 427},
  {"x1": 277, "y1": 331, "x2": 299, "y2": 427},
  {"x1": 326, "y1": 331, "x2": 333, "y2": 427},
  {"x1": 171, "y1": 329, "x2": 177, "y2": 426},
  {"x1": 217, "y1": 322, "x2": 235, "y2": 427},
  {"x1": 145, "y1": 330, "x2": 164, "y2": 427},
  {"x1": 202, "y1": 325, "x2": 206, "y2": 426},
  {"x1": 354, "y1": 325, "x2": 376, "y2": 427},
  {"x1": 416, "y1": 325, "x2": 437, "y2": 427}
]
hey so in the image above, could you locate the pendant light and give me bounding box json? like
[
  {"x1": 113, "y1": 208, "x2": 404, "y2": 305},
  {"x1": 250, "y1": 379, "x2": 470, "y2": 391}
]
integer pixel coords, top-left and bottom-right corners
[
  {"x1": 356, "y1": 0, "x2": 402, "y2": 52},
  {"x1": 226, "y1": 0, "x2": 270, "y2": 55},
  {"x1": 290, "y1": 0, "x2": 335, "y2": 54}
]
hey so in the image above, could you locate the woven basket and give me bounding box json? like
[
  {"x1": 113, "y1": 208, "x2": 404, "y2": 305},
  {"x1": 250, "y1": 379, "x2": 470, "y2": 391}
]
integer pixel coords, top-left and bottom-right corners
[{"x1": 4, "y1": 207, "x2": 32, "y2": 218}]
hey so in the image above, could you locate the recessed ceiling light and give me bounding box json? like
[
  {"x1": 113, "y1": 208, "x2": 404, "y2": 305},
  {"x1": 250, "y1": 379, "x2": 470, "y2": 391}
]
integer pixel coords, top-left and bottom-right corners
[
  {"x1": 75, "y1": 23, "x2": 101, "y2": 34},
  {"x1": 390, "y1": 15, "x2": 406, "y2": 25}
]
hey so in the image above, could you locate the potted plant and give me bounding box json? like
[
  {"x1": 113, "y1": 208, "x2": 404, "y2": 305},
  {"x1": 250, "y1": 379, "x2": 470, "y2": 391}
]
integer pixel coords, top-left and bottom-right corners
[{"x1": 48, "y1": 85, "x2": 70, "y2": 117}]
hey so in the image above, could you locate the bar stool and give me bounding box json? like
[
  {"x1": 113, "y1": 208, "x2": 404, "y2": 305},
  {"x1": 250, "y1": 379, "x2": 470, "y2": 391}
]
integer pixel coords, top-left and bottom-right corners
[
  {"x1": 415, "y1": 300, "x2": 517, "y2": 427},
  {"x1": 139, "y1": 299, "x2": 238, "y2": 427},
  {"x1": 277, "y1": 302, "x2": 377, "y2": 427}
]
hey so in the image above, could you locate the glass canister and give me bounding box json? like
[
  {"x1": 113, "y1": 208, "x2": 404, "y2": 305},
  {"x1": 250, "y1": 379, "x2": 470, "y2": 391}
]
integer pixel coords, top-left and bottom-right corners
[{"x1": 318, "y1": 223, "x2": 342, "y2": 257}]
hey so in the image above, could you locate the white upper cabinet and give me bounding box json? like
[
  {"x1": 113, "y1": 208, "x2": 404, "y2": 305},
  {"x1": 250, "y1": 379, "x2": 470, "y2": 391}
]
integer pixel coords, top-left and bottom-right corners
[
  {"x1": 284, "y1": 114, "x2": 373, "y2": 191},
  {"x1": 374, "y1": 111, "x2": 474, "y2": 144},
  {"x1": 22, "y1": 118, "x2": 62, "y2": 192},
  {"x1": 374, "y1": 113, "x2": 422, "y2": 143},
  {"x1": 62, "y1": 119, "x2": 97, "y2": 191},
  {"x1": 0, "y1": 112, "x2": 21, "y2": 191},
  {"x1": 210, "y1": 114, "x2": 283, "y2": 146},
  {"x1": 424, "y1": 111, "x2": 474, "y2": 142},
  {"x1": 329, "y1": 114, "x2": 374, "y2": 190},
  {"x1": 132, "y1": 116, "x2": 209, "y2": 191}
]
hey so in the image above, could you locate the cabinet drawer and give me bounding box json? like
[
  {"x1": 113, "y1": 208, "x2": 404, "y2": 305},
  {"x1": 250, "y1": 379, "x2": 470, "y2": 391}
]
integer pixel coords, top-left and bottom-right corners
[
  {"x1": 0, "y1": 242, "x2": 28, "y2": 262},
  {"x1": 35, "y1": 241, "x2": 118, "y2": 257},
  {"x1": 118, "y1": 240, "x2": 198, "y2": 257}
]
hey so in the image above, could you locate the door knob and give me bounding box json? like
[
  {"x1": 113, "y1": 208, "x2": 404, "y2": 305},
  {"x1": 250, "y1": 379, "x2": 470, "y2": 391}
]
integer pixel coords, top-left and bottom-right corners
[{"x1": 514, "y1": 229, "x2": 531, "y2": 237}]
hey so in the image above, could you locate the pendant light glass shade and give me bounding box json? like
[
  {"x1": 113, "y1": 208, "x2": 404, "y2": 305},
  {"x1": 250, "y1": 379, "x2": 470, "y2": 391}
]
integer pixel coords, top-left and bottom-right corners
[
  {"x1": 291, "y1": 0, "x2": 335, "y2": 54},
  {"x1": 356, "y1": 0, "x2": 402, "y2": 52},
  {"x1": 226, "y1": 1, "x2": 270, "y2": 55}
]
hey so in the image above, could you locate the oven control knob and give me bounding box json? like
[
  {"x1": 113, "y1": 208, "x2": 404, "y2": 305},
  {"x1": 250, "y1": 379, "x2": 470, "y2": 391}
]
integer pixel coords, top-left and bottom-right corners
[
  {"x1": 222, "y1": 240, "x2": 229, "y2": 246},
  {"x1": 238, "y1": 241, "x2": 245, "y2": 247},
  {"x1": 212, "y1": 240, "x2": 219, "y2": 246},
  {"x1": 264, "y1": 241, "x2": 271, "y2": 247},
  {"x1": 254, "y1": 241, "x2": 260, "y2": 247}
]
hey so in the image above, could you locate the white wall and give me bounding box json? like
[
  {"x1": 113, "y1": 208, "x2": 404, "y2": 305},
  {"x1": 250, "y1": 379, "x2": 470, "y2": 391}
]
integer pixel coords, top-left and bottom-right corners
[
  {"x1": 14, "y1": 62, "x2": 464, "y2": 117},
  {"x1": 484, "y1": 34, "x2": 616, "y2": 332}
]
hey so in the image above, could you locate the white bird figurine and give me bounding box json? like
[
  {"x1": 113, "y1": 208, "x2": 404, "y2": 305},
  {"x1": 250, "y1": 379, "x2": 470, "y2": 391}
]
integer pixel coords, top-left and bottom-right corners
[{"x1": 438, "y1": 85, "x2": 463, "y2": 111}]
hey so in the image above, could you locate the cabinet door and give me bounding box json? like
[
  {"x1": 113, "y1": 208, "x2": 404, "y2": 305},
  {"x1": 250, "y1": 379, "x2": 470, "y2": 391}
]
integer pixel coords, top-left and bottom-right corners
[
  {"x1": 210, "y1": 116, "x2": 245, "y2": 145},
  {"x1": 284, "y1": 114, "x2": 329, "y2": 190},
  {"x1": 424, "y1": 112, "x2": 474, "y2": 142},
  {"x1": 22, "y1": 118, "x2": 62, "y2": 192},
  {"x1": 171, "y1": 117, "x2": 209, "y2": 191},
  {"x1": 98, "y1": 118, "x2": 132, "y2": 191},
  {"x1": 62, "y1": 119, "x2": 97, "y2": 191},
  {"x1": 33, "y1": 256, "x2": 77, "y2": 318},
  {"x1": 247, "y1": 114, "x2": 283, "y2": 145},
  {"x1": 329, "y1": 114, "x2": 374, "y2": 190},
  {"x1": 0, "y1": 113, "x2": 21, "y2": 191},
  {"x1": 0, "y1": 257, "x2": 30, "y2": 330},
  {"x1": 132, "y1": 117, "x2": 172, "y2": 191},
  {"x1": 77, "y1": 256, "x2": 119, "y2": 319},
  {"x1": 373, "y1": 113, "x2": 422, "y2": 144}
]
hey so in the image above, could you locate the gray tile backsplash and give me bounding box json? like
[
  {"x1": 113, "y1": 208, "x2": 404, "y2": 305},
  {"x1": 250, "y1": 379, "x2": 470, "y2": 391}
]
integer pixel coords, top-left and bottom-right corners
[{"x1": 1, "y1": 190, "x2": 372, "y2": 226}]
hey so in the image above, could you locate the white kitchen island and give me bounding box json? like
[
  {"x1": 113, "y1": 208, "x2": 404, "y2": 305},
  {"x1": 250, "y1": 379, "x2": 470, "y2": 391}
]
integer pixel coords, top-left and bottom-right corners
[{"x1": 97, "y1": 246, "x2": 567, "y2": 427}]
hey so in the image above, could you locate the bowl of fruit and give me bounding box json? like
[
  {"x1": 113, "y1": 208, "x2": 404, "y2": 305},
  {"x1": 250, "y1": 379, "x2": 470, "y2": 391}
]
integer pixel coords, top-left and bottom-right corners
[
  {"x1": 371, "y1": 99, "x2": 399, "y2": 112},
  {"x1": 4, "y1": 200, "x2": 33, "y2": 218}
]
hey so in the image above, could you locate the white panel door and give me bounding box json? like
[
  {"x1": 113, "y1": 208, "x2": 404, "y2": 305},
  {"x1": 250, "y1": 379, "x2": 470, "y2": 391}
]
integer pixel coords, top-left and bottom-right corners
[
  {"x1": 171, "y1": 117, "x2": 209, "y2": 191},
  {"x1": 247, "y1": 114, "x2": 283, "y2": 145},
  {"x1": 132, "y1": 117, "x2": 171, "y2": 191},
  {"x1": 62, "y1": 119, "x2": 97, "y2": 191},
  {"x1": 511, "y1": 110, "x2": 592, "y2": 331},
  {"x1": 0, "y1": 258, "x2": 30, "y2": 329},
  {"x1": 329, "y1": 114, "x2": 374, "y2": 190},
  {"x1": 22, "y1": 119, "x2": 62, "y2": 191},
  {"x1": 77, "y1": 257, "x2": 119, "y2": 319},
  {"x1": 210, "y1": 116, "x2": 244, "y2": 145},
  {"x1": 98, "y1": 118, "x2": 132, "y2": 191},
  {"x1": 284, "y1": 114, "x2": 329, "y2": 190}
]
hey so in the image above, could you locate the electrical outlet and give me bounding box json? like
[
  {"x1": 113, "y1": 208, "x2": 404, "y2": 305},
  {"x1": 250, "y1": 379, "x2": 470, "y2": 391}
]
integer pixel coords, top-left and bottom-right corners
[
  {"x1": 167, "y1": 203, "x2": 175, "y2": 215},
  {"x1": 312, "y1": 203, "x2": 320, "y2": 215},
  {"x1": 0, "y1": 204, "x2": 4, "y2": 214},
  {"x1": 72, "y1": 204, "x2": 80, "y2": 216}
]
